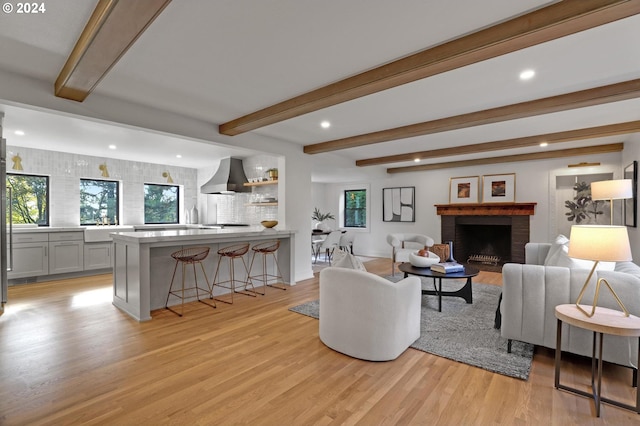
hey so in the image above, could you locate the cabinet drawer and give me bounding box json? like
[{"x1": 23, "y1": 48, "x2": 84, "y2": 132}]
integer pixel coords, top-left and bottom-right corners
[
  {"x1": 12, "y1": 233, "x2": 48, "y2": 244},
  {"x1": 49, "y1": 232, "x2": 84, "y2": 242}
]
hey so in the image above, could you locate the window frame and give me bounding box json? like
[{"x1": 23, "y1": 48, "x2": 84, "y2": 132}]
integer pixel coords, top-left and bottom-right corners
[
  {"x1": 343, "y1": 188, "x2": 367, "y2": 228},
  {"x1": 338, "y1": 183, "x2": 370, "y2": 231},
  {"x1": 79, "y1": 178, "x2": 121, "y2": 226},
  {"x1": 7, "y1": 172, "x2": 50, "y2": 226},
  {"x1": 143, "y1": 183, "x2": 181, "y2": 225}
]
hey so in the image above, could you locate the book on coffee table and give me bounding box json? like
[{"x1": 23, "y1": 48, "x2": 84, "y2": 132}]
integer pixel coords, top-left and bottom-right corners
[{"x1": 430, "y1": 261, "x2": 464, "y2": 274}]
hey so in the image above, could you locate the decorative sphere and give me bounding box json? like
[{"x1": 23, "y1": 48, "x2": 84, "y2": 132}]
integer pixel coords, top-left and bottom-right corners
[{"x1": 261, "y1": 220, "x2": 278, "y2": 228}]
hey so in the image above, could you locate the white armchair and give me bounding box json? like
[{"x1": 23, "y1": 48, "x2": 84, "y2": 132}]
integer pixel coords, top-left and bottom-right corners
[
  {"x1": 387, "y1": 233, "x2": 435, "y2": 275},
  {"x1": 319, "y1": 267, "x2": 421, "y2": 361}
]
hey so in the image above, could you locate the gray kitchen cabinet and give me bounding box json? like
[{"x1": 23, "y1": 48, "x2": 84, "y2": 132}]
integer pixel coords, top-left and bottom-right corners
[
  {"x1": 84, "y1": 242, "x2": 112, "y2": 270},
  {"x1": 8, "y1": 233, "x2": 49, "y2": 279},
  {"x1": 49, "y1": 232, "x2": 84, "y2": 275}
]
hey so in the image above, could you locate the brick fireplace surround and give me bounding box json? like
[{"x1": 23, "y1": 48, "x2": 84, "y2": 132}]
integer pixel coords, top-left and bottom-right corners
[{"x1": 435, "y1": 203, "x2": 537, "y2": 272}]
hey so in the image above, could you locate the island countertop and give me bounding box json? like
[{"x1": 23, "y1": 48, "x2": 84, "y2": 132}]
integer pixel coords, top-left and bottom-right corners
[
  {"x1": 110, "y1": 226, "x2": 295, "y2": 245},
  {"x1": 110, "y1": 226, "x2": 296, "y2": 321}
]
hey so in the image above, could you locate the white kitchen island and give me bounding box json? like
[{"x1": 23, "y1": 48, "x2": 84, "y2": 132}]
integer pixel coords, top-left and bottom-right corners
[{"x1": 110, "y1": 227, "x2": 296, "y2": 321}]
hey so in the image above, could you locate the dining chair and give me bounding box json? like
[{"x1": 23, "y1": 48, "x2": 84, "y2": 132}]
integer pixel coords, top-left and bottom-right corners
[{"x1": 314, "y1": 230, "x2": 342, "y2": 264}]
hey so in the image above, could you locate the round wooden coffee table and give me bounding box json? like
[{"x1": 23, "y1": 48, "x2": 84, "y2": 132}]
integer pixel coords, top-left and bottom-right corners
[{"x1": 398, "y1": 263, "x2": 479, "y2": 312}]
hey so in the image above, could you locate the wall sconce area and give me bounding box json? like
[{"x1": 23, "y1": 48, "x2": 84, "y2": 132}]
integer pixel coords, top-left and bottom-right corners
[
  {"x1": 11, "y1": 153, "x2": 23, "y2": 170},
  {"x1": 162, "y1": 172, "x2": 173, "y2": 183},
  {"x1": 99, "y1": 163, "x2": 109, "y2": 177}
]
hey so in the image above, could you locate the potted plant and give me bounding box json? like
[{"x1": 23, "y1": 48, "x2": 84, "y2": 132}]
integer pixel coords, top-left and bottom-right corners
[
  {"x1": 266, "y1": 168, "x2": 278, "y2": 180},
  {"x1": 312, "y1": 207, "x2": 335, "y2": 231}
]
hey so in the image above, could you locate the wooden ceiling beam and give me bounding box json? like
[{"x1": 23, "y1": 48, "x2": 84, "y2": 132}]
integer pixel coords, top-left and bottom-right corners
[
  {"x1": 219, "y1": 0, "x2": 640, "y2": 136},
  {"x1": 356, "y1": 120, "x2": 640, "y2": 167},
  {"x1": 305, "y1": 78, "x2": 640, "y2": 154},
  {"x1": 386, "y1": 143, "x2": 624, "y2": 174},
  {"x1": 55, "y1": 0, "x2": 172, "y2": 102}
]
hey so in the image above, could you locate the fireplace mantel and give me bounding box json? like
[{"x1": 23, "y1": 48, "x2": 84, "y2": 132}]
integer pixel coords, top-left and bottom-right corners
[{"x1": 435, "y1": 202, "x2": 536, "y2": 216}]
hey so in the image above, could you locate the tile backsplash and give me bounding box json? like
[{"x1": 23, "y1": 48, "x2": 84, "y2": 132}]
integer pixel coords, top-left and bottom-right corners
[{"x1": 8, "y1": 146, "x2": 281, "y2": 227}]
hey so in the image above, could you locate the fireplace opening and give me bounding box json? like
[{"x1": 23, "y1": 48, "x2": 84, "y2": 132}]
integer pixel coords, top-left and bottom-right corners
[{"x1": 455, "y1": 224, "x2": 511, "y2": 271}]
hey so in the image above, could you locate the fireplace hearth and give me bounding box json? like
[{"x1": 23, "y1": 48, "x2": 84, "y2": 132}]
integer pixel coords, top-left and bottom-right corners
[{"x1": 435, "y1": 203, "x2": 536, "y2": 272}]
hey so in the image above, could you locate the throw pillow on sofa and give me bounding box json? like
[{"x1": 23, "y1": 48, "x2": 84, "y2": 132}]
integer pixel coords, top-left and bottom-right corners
[
  {"x1": 544, "y1": 234, "x2": 615, "y2": 270},
  {"x1": 332, "y1": 249, "x2": 367, "y2": 271}
]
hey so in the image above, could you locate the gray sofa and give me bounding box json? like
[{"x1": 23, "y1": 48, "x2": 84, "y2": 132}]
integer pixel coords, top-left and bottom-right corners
[{"x1": 501, "y1": 242, "x2": 640, "y2": 370}]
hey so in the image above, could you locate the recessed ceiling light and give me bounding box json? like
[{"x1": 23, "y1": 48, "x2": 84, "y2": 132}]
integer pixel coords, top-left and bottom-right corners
[
  {"x1": 108, "y1": 144, "x2": 117, "y2": 150},
  {"x1": 14, "y1": 130, "x2": 25, "y2": 136},
  {"x1": 414, "y1": 158, "x2": 420, "y2": 163},
  {"x1": 519, "y1": 69, "x2": 535, "y2": 80},
  {"x1": 176, "y1": 154, "x2": 182, "y2": 158},
  {"x1": 540, "y1": 142, "x2": 548, "y2": 147},
  {"x1": 320, "y1": 121, "x2": 331, "y2": 129}
]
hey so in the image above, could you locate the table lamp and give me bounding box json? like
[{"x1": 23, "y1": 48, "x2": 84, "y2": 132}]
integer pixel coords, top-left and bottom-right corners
[
  {"x1": 568, "y1": 225, "x2": 632, "y2": 317},
  {"x1": 591, "y1": 179, "x2": 632, "y2": 225}
]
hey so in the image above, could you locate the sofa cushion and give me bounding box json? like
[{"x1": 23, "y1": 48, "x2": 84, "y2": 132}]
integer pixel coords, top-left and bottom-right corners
[
  {"x1": 544, "y1": 234, "x2": 615, "y2": 271},
  {"x1": 331, "y1": 249, "x2": 366, "y2": 271}
]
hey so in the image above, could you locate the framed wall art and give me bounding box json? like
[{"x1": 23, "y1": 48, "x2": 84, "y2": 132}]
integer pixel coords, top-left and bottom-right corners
[
  {"x1": 383, "y1": 186, "x2": 415, "y2": 222},
  {"x1": 449, "y1": 176, "x2": 479, "y2": 204},
  {"x1": 482, "y1": 173, "x2": 515, "y2": 203},
  {"x1": 624, "y1": 160, "x2": 637, "y2": 227}
]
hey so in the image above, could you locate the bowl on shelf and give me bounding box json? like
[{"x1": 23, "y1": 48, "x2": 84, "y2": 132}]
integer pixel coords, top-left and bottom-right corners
[
  {"x1": 261, "y1": 220, "x2": 278, "y2": 228},
  {"x1": 409, "y1": 251, "x2": 440, "y2": 268}
]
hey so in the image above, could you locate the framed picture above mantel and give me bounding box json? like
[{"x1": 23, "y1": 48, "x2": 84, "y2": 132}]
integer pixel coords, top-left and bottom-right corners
[
  {"x1": 449, "y1": 176, "x2": 479, "y2": 204},
  {"x1": 482, "y1": 173, "x2": 515, "y2": 203}
]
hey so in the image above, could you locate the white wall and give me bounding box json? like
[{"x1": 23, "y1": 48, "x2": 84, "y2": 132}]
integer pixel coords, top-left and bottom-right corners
[{"x1": 315, "y1": 151, "x2": 629, "y2": 259}]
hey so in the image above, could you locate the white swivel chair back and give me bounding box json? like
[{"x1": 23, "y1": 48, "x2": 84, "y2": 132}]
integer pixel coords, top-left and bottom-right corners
[{"x1": 339, "y1": 232, "x2": 355, "y2": 254}]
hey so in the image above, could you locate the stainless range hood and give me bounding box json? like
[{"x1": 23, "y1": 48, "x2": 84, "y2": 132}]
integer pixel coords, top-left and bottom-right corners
[{"x1": 200, "y1": 157, "x2": 250, "y2": 194}]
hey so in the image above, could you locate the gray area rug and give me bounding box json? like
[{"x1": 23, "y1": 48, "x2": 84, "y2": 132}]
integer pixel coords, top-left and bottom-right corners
[{"x1": 289, "y1": 277, "x2": 533, "y2": 380}]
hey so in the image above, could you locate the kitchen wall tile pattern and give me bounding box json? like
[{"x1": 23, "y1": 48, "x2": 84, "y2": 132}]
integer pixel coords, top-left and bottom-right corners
[{"x1": 7, "y1": 145, "x2": 197, "y2": 227}]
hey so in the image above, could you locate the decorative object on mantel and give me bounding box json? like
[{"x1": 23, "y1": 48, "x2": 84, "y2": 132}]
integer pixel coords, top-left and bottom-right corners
[
  {"x1": 162, "y1": 171, "x2": 174, "y2": 183},
  {"x1": 312, "y1": 207, "x2": 335, "y2": 231},
  {"x1": 449, "y1": 176, "x2": 479, "y2": 204},
  {"x1": 11, "y1": 153, "x2": 23, "y2": 170},
  {"x1": 383, "y1": 186, "x2": 415, "y2": 222},
  {"x1": 98, "y1": 163, "x2": 109, "y2": 177},
  {"x1": 568, "y1": 225, "x2": 633, "y2": 317},
  {"x1": 624, "y1": 161, "x2": 638, "y2": 227},
  {"x1": 482, "y1": 173, "x2": 515, "y2": 203}
]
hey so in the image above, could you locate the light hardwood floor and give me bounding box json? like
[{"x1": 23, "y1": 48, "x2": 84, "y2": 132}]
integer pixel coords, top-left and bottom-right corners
[{"x1": 1, "y1": 258, "x2": 638, "y2": 425}]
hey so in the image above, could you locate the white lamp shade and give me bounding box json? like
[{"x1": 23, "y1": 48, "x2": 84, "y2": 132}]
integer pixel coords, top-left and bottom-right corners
[
  {"x1": 568, "y1": 225, "x2": 632, "y2": 262},
  {"x1": 591, "y1": 179, "x2": 633, "y2": 201}
]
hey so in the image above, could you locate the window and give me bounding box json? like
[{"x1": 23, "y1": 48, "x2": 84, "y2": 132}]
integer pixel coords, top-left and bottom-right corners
[
  {"x1": 344, "y1": 189, "x2": 366, "y2": 228},
  {"x1": 7, "y1": 173, "x2": 49, "y2": 226},
  {"x1": 80, "y1": 179, "x2": 120, "y2": 225},
  {"x1": 144, "y1": 183, "x2": 179, "y2": 224}
]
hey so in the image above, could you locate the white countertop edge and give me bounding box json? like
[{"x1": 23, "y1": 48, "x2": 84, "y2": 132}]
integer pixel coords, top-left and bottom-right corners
[{"x1": 110, "y1": 227, "x2": 296, "y2": 243}]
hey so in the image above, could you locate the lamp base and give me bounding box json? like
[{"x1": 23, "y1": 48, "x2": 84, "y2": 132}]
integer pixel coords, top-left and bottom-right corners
[{"x1": 575, "y1": 276, "x2": 630, "y2": 318}]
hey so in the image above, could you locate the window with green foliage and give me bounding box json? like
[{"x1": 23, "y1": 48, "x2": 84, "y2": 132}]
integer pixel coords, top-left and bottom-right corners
[
  {"x1": 344, "y1": 189, "x2": 366, "y2": 228},
  {"x1": 80, "y1": 179, "x2": 120, "y2": 225},
  {"x1": 144, "y1": 184, "x2": 179, "y2": 224},
  {"x1": 7, "y1": 173, "x2": 49, "y2": 226}
]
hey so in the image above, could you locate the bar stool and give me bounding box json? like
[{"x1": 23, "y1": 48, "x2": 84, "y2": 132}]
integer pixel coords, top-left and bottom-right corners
[
  {"x1": 248, "y1": 240, "x2": 286, "y2": 294},
  {"x1": 165, "y1": 246, "x2": 216, "y2": 317},
  {"x1": 211, "y1": 242, "x2": 256, "y2": 304}
]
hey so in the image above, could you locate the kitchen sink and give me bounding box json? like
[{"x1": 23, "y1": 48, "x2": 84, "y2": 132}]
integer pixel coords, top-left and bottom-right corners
[{"x1": 84, "y1": 226, "x2": 135, "y2": 242}]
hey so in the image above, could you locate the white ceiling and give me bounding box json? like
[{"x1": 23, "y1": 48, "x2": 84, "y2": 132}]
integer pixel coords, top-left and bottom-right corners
[{"x1": 0, "y1": 0, "x2": 639, "y2": 180}]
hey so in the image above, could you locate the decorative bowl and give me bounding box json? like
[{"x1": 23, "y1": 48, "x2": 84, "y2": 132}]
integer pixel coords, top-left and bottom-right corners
[
  {"x1": 409, "y1": 251, "x2": 440, "y2": 268},
  {"x1": 261, "y1": 220, "x2": 278, "y2": 228}
]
